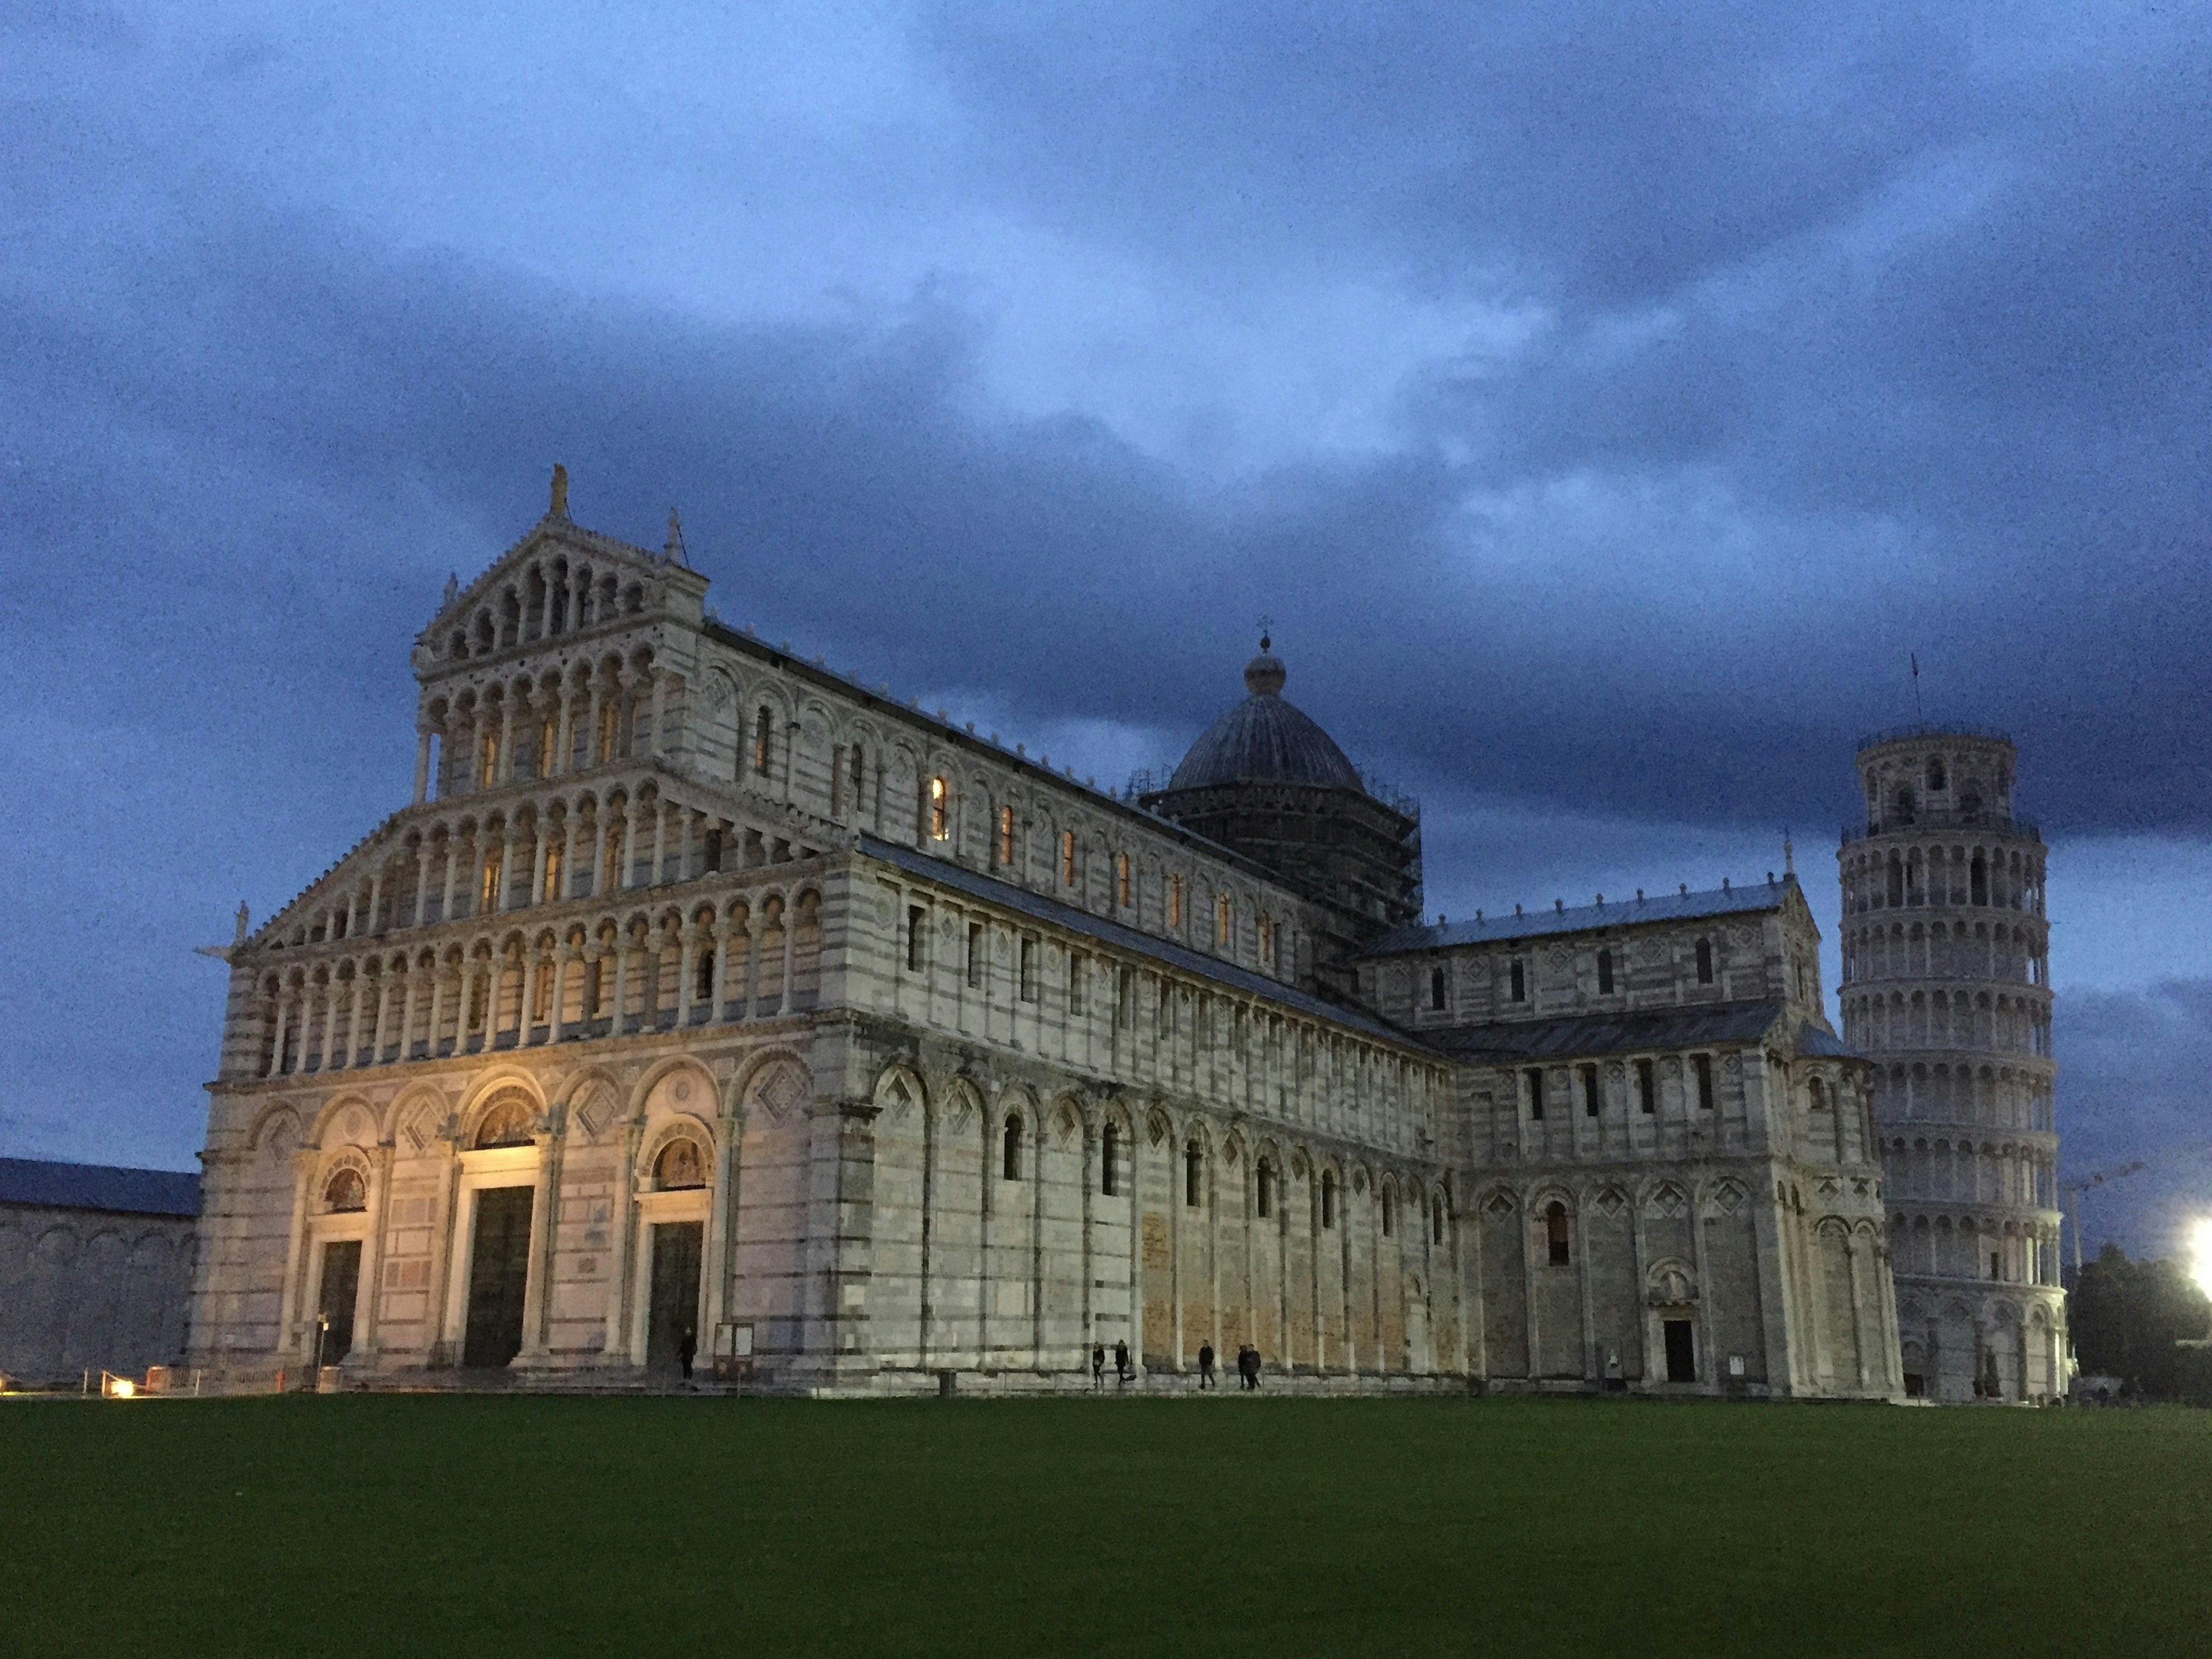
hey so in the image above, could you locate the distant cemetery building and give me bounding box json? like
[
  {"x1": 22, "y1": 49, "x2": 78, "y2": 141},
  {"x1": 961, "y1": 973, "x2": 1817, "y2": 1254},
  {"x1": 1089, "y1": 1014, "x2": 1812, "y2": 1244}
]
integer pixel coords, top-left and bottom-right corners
[
  {"x1": 185, "y1": 479, "x2": 1902, "y2": 1397},
  {"x1": 1838, "y1": 731, "x2": 2065, "y2": 1399},
  {"x1": 0, "y1": 1158, "x2": 199, "y2": 1387}
]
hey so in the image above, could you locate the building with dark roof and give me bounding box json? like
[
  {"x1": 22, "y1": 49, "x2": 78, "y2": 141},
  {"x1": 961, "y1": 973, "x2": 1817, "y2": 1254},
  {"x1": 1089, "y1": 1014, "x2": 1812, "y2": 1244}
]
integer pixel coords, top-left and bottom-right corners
[
  {"x1": 181, "y1": 482, "x2": 1900, "y2": 1401},
  {"x1": 0, "y1": 1158, "x2": 199, "y2": 1387}
]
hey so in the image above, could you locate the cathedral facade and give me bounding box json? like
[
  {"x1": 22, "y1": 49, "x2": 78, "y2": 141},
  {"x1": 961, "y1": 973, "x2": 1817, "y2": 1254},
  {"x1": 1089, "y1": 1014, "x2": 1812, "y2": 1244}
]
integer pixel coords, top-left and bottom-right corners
[{"x1": 187, "y1": 487, "x2": 1902, "y2": 1398}]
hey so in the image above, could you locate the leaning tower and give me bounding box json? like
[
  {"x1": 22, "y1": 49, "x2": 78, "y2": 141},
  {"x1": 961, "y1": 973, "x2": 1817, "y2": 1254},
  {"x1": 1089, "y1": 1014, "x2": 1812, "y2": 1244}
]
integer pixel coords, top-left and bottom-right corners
[{"x1": 1838, "y1": 729, "x2": 2066, "y2": 1400}]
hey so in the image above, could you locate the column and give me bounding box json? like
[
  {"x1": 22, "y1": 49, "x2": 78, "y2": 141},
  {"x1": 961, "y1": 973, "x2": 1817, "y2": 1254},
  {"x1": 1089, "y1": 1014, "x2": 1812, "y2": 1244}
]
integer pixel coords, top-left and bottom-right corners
[
  {"x1": 777, "y1": 915, "x2": 797, "y2": 1017},
  {"x1": 411, "y1": 844, "x2": 431, "y2": 930},
  {"x1": 520, "y1": 948, "x2": 542, "y2": 1045},
  {"x1": 265, "y1": 995, "x2": 291, "y2": 1080},
  {"x1": 715, "y1": 912, "x2": 742, "y2": 1021},
  {"x1": 366, "y1": 871, "x2": 385, "y2": 937},
  {"x1": 529, "y1": 825, "x2": 549, "y2": 906},
  {"x1": 497, "y1": 829, "x2": 520, "y2": 914},
  {"x1": 426, "y1": 964, "x2": 448, "y2": 1058},
  {"x1": 342, "y1": 971, "x2": 366, "y2": 1070},
  {"x1": 274, "y1": 1151, "x2": 316, "y2": 1370},
  {"x1": 676, "y1": 922, "x2": 700, "y2": 1025},
  {"x1": 699, "y1": 1103, "x2": 739, "y2": 1371},
  {"x1": 516, "y1": 1127, "x2": 560, "y2": 1365},
  {"x1": 548, "y1": 944, "x2": 573, "y2": 1043},
  {"x1": 440, "y1": 835, "x2": 463, "y2": 922},
  {"x1": 611, "y1": 937, "x2": 633, "y2": 1036},
  {"x1": 414, "y1": 728, "x2": 433, "y2": 804},
  {"x1": 603, "y1": 1121, "x2": 643, "y2": 1365},
  {"x1": 357, "y1": 1142, "x2": 395, "y2": 1362},
  {"x1": 318, "y1": 982, "x2": 343, "y2": 1073},
  {"x1": 562, "y1": 812, "x2": 582, "y2": 901},
  {"x1": 647, "y1": 801, "x2": 666, "y2": 885},
  {"x1": 497, "y1": 695, "x2": 518, "y2": 786},
  {"x1": 647, "y1": 668, "x2": 666, "y2": 759}
]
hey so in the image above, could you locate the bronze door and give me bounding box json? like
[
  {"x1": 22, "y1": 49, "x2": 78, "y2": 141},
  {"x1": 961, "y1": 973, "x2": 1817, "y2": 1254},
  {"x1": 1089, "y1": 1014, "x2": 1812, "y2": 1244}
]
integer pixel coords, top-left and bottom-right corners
[
  {"x1": 645, "y1": 1221, "x2": 703, "y2": 1375},
  {"x1": 1663, "y1": 1318, "x2": 1696, "y2": 1383},
  {"x1": 463, "y1": 1186, "x2": 534, "y2": 1368},
  {"x1": 316, "y1": 1240, "x2": 361, "y2": 1366}
]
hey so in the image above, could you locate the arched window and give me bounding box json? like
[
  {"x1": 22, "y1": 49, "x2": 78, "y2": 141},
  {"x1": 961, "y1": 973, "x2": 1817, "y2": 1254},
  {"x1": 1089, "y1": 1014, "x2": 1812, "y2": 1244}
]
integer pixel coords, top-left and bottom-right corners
[
  {"x1": 1257, "y1": 1160, "x2": 1274, "y2": 1219},
  {"x1": 655, "y1": 1138, "x2": 706, "y2": 1190},
  {"x1": 1597, "y1": 949, "x2": 1614, "y2": 994},
  {"x1": 1429, "y1": 967, "x2": 1447, "y2": 1010},
  {"x1": 1101, "y1": 1122, "x2": 1120, "y2": 1196},
  {"x1": 1116, "y1": 853, "x2": 1132, "y2": 907},
  {"x1": 927, "y1": 777, "x2": 949, "y2": 840},
  {"x1": 1321, "y1": 1171, "x2": 1338, "y2": 1229},
  {"x1": 1185, "y1": 1142, "x2": 1203, "y2": 1207},
  {"x1": 1060, "y1": 831, "x2": 1077, "y2": 887},
  {"x1": 1695, "y1": 937, "x2": 1714, "y2": 984},
  {"x1": 1971, "y1": 855, "x2": 1988, "y2": 906},
  {"x1": 1809, "y1": 1078, "x2": 1827, "y2": 1111},
  {"x1": 1431, "y1": 1194, "x2": 1446, "y2": 1244},
  {"x1": 695, "y1": 947, "x2": 716, "y2": 1004},
  {"x1": 1547, "y1": 1201, "x2": 1571, "y2": 1266},
  {"x1": 997, "y1": 805, "x2": 1014, "y2": 866},
  {"x1": 1002, "y1": 1113, "x2": 1023, "y2": 1181},
  {"x1": 1894, "y1": 786, "x2": 1917, "y2": 825},
  {"x1": 1509, "y1": 958, "x2": 1526, "y2": 1002},
  {"x1": 1168, "y1": 874, "x2": 1185, "y2": 927},
  {"x1": 324, "y1": 1167, "x2": 366, "y2": 1213},
  {"x1": 753, "y1": 707, "x2": 773, "y2": 777},
  {"x1": 1215, "y1": 892, "x2": 1231, "y2": 946},
  {"x1": 1927, "y1": 758, "x2": 1946, "y2": 791},
  {"x1": 475, "y1": 1096, "x2": 534, "y2": 1148},
  {"x1": 1382, "y1": 1188, "x2": 1395, "y2": 1237}
]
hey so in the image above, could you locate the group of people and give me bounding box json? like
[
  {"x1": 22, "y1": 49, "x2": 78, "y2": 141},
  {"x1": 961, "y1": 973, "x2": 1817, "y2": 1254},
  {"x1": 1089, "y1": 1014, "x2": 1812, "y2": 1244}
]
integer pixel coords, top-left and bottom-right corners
[{"x1": 1088, "y1": 1340, "x2": 1267, "y2": 1392}]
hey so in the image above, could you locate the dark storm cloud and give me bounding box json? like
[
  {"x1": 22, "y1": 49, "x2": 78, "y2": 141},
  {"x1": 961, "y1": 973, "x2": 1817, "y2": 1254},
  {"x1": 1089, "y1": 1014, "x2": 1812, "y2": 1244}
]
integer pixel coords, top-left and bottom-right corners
[{"x1": 2055, "y1": 980, "x2": 2212, "y2": 1259}]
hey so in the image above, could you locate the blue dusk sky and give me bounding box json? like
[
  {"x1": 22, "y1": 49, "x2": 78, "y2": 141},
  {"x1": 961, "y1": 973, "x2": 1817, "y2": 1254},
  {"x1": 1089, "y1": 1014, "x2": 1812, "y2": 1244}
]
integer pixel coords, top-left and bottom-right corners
[{"x1": 3, "y1": 2, "x2": 2209, "y2": 1257}]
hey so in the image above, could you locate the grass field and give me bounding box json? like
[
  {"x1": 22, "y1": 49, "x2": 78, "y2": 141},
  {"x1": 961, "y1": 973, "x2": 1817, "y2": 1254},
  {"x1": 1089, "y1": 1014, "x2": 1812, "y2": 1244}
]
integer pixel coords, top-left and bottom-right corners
[{"x1": 3, "y1": 1393, "x2": 2207, "y2": 1657}]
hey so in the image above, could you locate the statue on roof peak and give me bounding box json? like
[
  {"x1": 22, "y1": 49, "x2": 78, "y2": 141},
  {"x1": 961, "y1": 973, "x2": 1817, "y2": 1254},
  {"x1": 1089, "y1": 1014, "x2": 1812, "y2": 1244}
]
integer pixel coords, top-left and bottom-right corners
[{"x1": 549, "y1": 463, "x2": 570, "y2": 520}]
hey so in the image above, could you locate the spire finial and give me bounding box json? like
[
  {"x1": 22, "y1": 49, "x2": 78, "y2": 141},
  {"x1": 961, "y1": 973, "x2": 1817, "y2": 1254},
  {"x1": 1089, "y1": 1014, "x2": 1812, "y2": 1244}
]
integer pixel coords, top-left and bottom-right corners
[
  {"x1": 665, "y1": 507, "x2": 688, "y2": 566},
  {"x1": 549, "y1": 463, "x2": 570, "y2": 519},
  {"x1": 1783, "y1": 834, "x2": 1795, "y2": 877},
  {"x1": 233, "y1": 902, "x2": 249, "y2": 944}
]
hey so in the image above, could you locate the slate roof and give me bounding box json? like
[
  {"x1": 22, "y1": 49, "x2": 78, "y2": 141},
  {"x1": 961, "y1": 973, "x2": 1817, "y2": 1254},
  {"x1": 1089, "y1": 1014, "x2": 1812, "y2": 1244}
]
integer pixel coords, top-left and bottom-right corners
[
  {"x1": 860, "y1": 835, "x2": 1426, "y2": 1053},
  {"x1": 1418, "y1": 999, "x2": 1851, "y2": 1065},
  {"x1": 1364, "y1": 878, "x2": 1798, "y2": 957},
  {"x1": 0, "y1": 1158, "x2": 200, "y2": 1218}
]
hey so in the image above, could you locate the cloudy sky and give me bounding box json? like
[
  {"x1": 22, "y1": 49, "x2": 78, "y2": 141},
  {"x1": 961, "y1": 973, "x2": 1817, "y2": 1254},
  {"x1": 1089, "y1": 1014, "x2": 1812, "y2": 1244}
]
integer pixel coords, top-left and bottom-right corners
[{"x1": 5, "y1": 2, "x2": 2209, "y2": 1257}]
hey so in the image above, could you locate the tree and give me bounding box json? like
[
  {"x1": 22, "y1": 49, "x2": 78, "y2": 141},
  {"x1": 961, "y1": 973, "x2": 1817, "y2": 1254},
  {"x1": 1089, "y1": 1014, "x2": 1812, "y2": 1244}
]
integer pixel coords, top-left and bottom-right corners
[{"x1": 2070, "y1": 1244, "x2": 2212, "y2": 1403}]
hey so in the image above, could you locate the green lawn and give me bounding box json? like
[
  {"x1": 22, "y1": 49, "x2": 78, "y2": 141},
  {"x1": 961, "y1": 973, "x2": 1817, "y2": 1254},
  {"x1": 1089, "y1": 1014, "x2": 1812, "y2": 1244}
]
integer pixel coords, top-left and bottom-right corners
[{"x1": 2, "y1": 1393, "x2": 2205, "y2": 1657}]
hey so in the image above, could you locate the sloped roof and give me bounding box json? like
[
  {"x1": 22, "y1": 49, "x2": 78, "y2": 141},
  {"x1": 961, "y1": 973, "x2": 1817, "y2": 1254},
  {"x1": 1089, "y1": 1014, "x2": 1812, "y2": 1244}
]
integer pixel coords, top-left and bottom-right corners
[
  {"x1": 0, "y1": 1158, "x2": 200, "y2": 1218},
  {"x1": 1421, "y1": 999, "x2": 1847, "y2": 1065},
  {"x1": 861, "y1": 836, "x2": 1429, "y2": 1054},
  {"x1": 1365, "y1": 878, "x2": 1796, "y2": 957}
]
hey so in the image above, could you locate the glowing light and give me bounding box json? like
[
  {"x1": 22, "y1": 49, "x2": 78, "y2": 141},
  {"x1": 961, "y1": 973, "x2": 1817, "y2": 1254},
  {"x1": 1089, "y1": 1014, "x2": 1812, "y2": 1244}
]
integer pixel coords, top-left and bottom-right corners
[
  {"x1": 2190, "y1": 1218, "x2": 2212, "y2": 1301},
  {"x1": 109, "y1": 1378, "x2": 135, "y2": 1399}
]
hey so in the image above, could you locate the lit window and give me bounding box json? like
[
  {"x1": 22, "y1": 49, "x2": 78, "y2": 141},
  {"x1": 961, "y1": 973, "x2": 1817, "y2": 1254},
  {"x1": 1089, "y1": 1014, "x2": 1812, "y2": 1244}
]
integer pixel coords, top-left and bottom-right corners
[
  {"x1": 1116, "y1": 853, "x2": 1131, "y2": 907},
  {"x1": 480, "y1": 855, "x2": 501, "y2": 911},
  {"x1": 929, "y1": 776, "x2": 949, "y2": 840},
  {"x1": 597, "y1": 702, "x2": 618, "y2": 763},
  {"x1": 753, "y1": 707, "x2": 772, "y2": 776},
  {"x1": 998, "y1": 805, "x2": 1014, "y2": 866},
  {"x1": 1061, "y1": 831, "x2": 1076, "y2": 887},
  {"x1": 1215, "y1": 893, "x2": 1231, "y2": 946},
  {"x1": 1169, "y1": 874, "x2": 1184, "y2": 927},
  {"x1": 537, "y1": 720, "x2": 555, "y2": 779},
  {"x1": 478, "y1": 730, "x2": 500, "y2": 787}
]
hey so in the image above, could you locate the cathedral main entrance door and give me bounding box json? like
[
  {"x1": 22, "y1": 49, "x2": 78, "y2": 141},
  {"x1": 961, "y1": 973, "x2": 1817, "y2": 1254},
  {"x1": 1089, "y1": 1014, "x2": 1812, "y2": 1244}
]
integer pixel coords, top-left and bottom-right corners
[
  {"x1": 646, "y1": 1221, "x2": 703, "y2": 1375},
  {"x1": 316, "y1": 1240, "x2": 361, "y2": 1367},
  {"x1": 1662, "y1": 1318, "x2": 1696, "y2": 1384},
  {"x1": 463, "y1": 1186, "x2": 533, "y2": 1368}
]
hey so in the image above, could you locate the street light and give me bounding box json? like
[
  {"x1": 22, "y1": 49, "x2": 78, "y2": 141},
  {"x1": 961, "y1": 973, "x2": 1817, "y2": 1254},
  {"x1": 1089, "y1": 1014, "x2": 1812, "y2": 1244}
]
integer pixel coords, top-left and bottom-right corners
[{"x1": 2190, "y1": 1218, "x2": 2212, "y2": 1301}]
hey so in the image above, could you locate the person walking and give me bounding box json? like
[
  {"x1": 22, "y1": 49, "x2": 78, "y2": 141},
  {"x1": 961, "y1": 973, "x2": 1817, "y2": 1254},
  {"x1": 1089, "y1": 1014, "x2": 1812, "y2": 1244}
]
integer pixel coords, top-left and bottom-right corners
[
  {"x1": 1241, "y1": 1346, "x2": 1262, "y2": 1391},
  {"x1": 1091, "y1": 1343, "x2": 1105, "y2": 1391},
  {"x1": 1114, "y1": 1339, "x2": 1131, "y2": 1387},
  {"x1": 1198, "y1": 1342, "x2": 1217, "y2": 1389}
]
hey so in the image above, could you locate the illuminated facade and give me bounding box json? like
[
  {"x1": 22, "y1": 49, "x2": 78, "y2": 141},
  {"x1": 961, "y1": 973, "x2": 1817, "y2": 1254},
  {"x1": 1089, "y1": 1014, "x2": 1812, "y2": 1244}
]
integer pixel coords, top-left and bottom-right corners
[
  {"x1": 185, "y1": 483, "x2": 1897, "y2": 1398},
  {"x1": 1839, "y1": 732, "x2": 2065, "y2": 1400}
]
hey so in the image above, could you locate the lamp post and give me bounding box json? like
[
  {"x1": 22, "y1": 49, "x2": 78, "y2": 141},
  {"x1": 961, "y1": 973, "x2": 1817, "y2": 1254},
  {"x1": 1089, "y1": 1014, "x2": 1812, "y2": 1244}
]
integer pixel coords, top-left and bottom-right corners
[{"x1": 312, "y1": 1312, "x2": 329, "y2": 1381}]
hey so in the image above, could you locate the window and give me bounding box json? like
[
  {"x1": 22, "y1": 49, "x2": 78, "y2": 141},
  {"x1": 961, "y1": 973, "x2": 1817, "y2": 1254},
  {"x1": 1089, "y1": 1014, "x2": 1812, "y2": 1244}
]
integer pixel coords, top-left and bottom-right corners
[
  {"x1": 1116, "y1": 852, "x2": 1131, "y2": 907},
  {"x1": 997, "y1": 805, "x2": 1015, "y2": 866},
  {"x1": 753, "y1": 707, "x2": 773, "y2": 776},
  {"x1": 1637, "y1": 1059, "x2": 1656, "y2": 1115},
  {"x1": 1509, "y1": 958, "x2": 1526, "y2": 1002},
  {"x1": 1101, "y1": 1122, "x2": 1120, "y2": 1196},
  {"x1": 1694, "y1": 1054, "x2": 1715, "y2": 1111},
  {"x1": 1695, "y1": 937, "x2": 1714, "y2": 984},
  {"x1": 478, "y1": 729, "x2": 500, "y2": 787},
  {"x1": 1928, "y1": 758, "x2": 1947, "y2": 791},
  {"x1": 1018, "y1": 937, "x2": 1038, "y2": 1002},
  {"x1": 1894, "y1": 786, "x2": 1916, "y2": 825},
  {"x1": 1169, "y1": 874, "x2": 1184, "y2": 927},
  {"x1": 597, "y1": 702, "x2": 618, "y2": 763},
  {"x1": 1321, "y1": 1171, "x2": 1337, "y2": 1229},
  {"x1": 1259, "y1": 914, "x2": 1275, "y2": 968},
  {"x1": 1215, "y1": 892, "x2": 1231, "y2": 947},
  {"x1": 695, "y1": 948, "x2": 715, "y2": 1005},
  {"x1": 480, "y1": 855, "x2": 501, "y2": 911},
  {"x1": 533, "y1": 963, "x2": 554, "y2": 1023},
  {"x1": 1002, "y1": 1115, "x2": 1023, "y2": 1180},
  {"x1": 1060, "y1": 830, "x2": 1076, "y2": 887},
  {"x1": 537, "y1": 719, "x2": 555, "y2": 779},
  {"x1": 928, "y1": 777, "x2": 949, "y2": 840},
  {"x1": 1971, "y1": 855, "x2": 1988, "y2": 906},
  {"x1": 847, "y1": 745, "x2": 866, "y2": 817},
  {"x1": 967, "y1": 922, "x2": 984, "y2": 988},
  {"x1": 1546, "y1": 1201, "x2": 1571, "y2": 1267},
  {"x1": 1431, "y1": 1195, "x2": 1446, "y2": 1244},
  {"x1": 1185, "y1": 1142, "x2": 1203, "y2": 1208},
  {"x1": 1809, "y1": 1078, "x2": 1827, "y2": 1111},
  {"x1": 1525, "y1": 1066, "x2": 1545, "y2": 1120},
  {"x1": 1597, "y1": 949, "x2": 1613, "y2": 994},
  {"x1": 1580, "y1": 1063, "x2": 1600, "y2": 1118},
  {"x1": 1069, "y1": 954, "x2": 1086, "y2": 1014},
  {"x1": 1257, "y1": 1160, "x2": 1274, "y2": 1219},
  {"x1": 1430, "y1": 967, "x2": 1447, "y2": 1011},
  {"x1": 1989, "y1": 1251, "x2": 2001, "y2": 1281},
  {"x1": 543, "y1": 842, "x2": 565, "y2": 900},
  {"x1": 1382, "y1": 1188, "x2": 1395, "y2": 1236},
  {"x1": 906, "y1": 905, "x2": 926, "y2": 972},
  {"x1": 324, "y1": 1168, "x2": 366, "y2": 1213},
  {"x1": 582, "y1": 957, "x2": 603, "y2": 1018}
]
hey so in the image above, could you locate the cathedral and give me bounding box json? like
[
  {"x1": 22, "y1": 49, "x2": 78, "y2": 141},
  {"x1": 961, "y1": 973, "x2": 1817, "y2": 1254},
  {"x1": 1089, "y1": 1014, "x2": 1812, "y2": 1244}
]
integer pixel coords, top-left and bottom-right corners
[{"x1": 185, "y1": 476, "x2": 2051, "y2": 1400}]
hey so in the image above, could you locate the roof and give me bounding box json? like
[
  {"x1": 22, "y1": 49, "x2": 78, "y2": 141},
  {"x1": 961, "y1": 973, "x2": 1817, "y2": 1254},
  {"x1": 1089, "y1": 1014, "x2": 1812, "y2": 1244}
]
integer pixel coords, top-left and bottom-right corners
[
  {"x1": 0, "y1": 1158, "x2": 200, "y2": 1218},
  {"x1": 1165, "y1": 650, "x2": 1365, "y2": 794},
  {"x1": 859, "y1": 835, "x2": 1429, "y2": 1054},
  {"x1": 1419, "y1": 999, "x2": 1848, "y2": 1065},
  {"x1": 1364, "y1": 878, "x2": 1797, "y2": 957}
]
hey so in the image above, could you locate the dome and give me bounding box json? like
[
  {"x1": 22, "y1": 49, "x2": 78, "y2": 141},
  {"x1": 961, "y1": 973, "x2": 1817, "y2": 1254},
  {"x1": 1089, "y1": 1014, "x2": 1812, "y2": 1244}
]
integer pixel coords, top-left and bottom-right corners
[{"x1": 1166, "y1": 642, "x2": 1363, "y2": 794}]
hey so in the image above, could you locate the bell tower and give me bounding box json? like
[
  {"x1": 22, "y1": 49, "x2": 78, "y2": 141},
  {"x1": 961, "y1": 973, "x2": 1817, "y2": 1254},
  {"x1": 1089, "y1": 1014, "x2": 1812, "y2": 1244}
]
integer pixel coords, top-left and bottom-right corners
[{"x1": 1837, "y1": 727, "x2": 2065, "y2": 1399}]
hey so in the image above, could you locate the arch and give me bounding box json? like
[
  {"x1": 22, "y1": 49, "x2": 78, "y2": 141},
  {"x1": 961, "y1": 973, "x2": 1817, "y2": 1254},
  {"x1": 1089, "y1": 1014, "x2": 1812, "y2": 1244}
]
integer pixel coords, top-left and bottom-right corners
[{"x1": 321, "y1": 1163, "x2": 368, "y2": 1213}]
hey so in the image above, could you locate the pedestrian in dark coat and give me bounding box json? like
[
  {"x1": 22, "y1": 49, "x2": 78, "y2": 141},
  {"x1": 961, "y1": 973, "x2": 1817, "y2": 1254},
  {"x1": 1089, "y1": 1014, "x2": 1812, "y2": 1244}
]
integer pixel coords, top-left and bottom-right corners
[
  {"x1": 1114, "y1": 1339, "x2": 1131, "y2": 1385},
  {"x1": 1091, "y1": 1344, "x2": 1106, "y2": 1390},
  {"x1": 1198, "y1": 1342, "x2": 1217, "y2": 1388}
]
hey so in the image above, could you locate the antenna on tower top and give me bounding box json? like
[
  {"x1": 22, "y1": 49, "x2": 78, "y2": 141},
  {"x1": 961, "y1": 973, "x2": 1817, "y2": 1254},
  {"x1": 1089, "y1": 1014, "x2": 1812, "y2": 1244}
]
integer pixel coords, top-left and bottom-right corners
[
  {"x1": 665, "y1": 508, "x2": 688, "y2": 567},
  {"x1": 1911, "y1": 652, "x2": 1924, "y2": 725}
]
